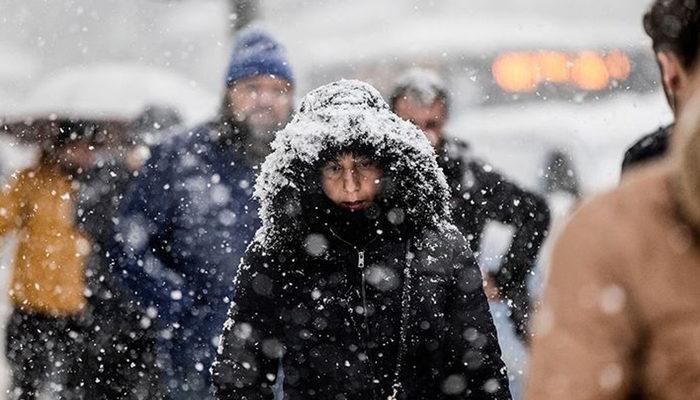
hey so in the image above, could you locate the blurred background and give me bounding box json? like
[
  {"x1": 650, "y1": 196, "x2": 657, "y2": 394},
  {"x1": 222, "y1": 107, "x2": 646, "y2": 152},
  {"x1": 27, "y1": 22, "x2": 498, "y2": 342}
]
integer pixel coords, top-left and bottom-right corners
[
  {"x1": 0, "y1": 0, "x2": 673, "y2": 187},
  {"x1": 0, "y1": 0, "x2": 674, "y2": 397}
]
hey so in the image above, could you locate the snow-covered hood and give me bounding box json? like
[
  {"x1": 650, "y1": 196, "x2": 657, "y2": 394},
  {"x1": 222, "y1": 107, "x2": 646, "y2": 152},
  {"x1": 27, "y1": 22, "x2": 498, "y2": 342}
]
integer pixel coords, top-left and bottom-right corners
[{"x1": 254, "y1": 79, "x2": 451, "y2": 248}]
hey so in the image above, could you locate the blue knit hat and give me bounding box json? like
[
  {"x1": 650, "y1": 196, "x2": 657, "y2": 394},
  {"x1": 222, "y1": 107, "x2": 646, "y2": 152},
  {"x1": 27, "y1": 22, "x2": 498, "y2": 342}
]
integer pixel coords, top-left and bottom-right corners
[{"x1": 225, "y1": 26, "x2": 294, "y2": 86}]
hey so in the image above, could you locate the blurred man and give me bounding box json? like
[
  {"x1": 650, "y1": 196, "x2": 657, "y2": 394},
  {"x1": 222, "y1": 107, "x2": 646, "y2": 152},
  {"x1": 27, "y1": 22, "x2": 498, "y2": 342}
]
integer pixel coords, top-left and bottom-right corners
[
  {"x1": 621, "y1": 0, "x2": 700, "y2": 173},
  {"x1": 390, "y1": 69, "x2": 550, "y2": 342},
  {"x1": 109, "y1": 26, "x2": 294, "y2": 399},
  {"x1": 527, "y1": 2, "x2": 700, "y2": 398}
]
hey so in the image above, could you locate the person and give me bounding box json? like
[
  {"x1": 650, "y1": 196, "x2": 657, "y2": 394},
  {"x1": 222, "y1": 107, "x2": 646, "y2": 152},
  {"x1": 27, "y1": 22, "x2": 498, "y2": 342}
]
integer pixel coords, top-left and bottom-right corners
[
  {"x1": 75, "y1": 117, "x2": 172, "y2": 399},
  {"x1": 0, "y1": 121, "x2": 94, "y2": 399},
  {"x1": 109, "y1": 26, "x2": 295, "y2": 399},
  {"x1": 389, "y1": 69, "x2": 550, "y2": 342},
  {"x1": 525, "y1": 88, "x2": 700, "y2": 399},
  {"x1": 212, "y1": 80, "x2": 511, "y2": 400},
  {"x1": 621, "y1": 0, "x2": 700, "y2": 173}
]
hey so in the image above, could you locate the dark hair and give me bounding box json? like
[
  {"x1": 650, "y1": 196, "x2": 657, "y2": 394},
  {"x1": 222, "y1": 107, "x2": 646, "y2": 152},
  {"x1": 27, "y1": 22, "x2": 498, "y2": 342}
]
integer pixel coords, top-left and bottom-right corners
[{"x1": 644, "y1": 0, "x2": 700, "y2": 69}]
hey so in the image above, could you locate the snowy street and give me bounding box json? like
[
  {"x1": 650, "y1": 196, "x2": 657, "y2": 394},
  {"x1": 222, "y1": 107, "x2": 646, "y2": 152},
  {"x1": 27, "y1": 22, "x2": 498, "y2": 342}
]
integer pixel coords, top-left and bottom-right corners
[{"x1": 0, "y1": 1, "x2": 691, "y2": 399}]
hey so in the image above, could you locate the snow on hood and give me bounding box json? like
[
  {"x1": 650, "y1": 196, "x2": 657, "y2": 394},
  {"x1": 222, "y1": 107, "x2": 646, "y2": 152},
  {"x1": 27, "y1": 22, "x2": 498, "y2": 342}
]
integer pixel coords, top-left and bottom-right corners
[{"x1": 254, "y1": 79, "x2": 451, "y2": 248}]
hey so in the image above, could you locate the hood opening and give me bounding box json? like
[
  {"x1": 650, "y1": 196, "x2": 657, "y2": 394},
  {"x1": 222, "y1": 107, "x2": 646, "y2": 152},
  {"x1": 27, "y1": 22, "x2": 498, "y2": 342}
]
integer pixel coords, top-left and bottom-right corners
[{"x1": 253, "y1": 80, "x2": 452, "y2": 251}]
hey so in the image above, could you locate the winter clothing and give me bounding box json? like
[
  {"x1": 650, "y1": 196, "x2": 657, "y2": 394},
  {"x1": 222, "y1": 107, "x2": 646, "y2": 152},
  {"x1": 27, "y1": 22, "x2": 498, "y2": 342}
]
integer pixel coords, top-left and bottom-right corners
[
  {"x1": 0, "y1": 164, "x2": 88, "y2": 399},
  {"x1": 76, "y1": 159, "x2": 163, "y2": 399},
  {"x1": 110, "y1": 119, "x2": 260, "y2": 398},
  {"x1": 212, "y1": 80, "x2": 510, "y2": 400},
  {"x1": 225, "y1": 26, "x2": 294, "y2": 86},
  {"x1": 542, "y1": 149, "x2": 580, "y2": 197},
  {"x1": 526, "y1": 112, "x2": 700, "y2": 399},
  {"x1": 621, "y1": 124, "x2": 672, "y2": 173},
  {"x1": 6, "y1": 309, "x2": 83, "y2": 400},
  {"x1": 0, "y1": 165, "x2": 87, "y2": 316},
  {"x1": 437, "y1": 138, "x2": 550, "y2": 341}
]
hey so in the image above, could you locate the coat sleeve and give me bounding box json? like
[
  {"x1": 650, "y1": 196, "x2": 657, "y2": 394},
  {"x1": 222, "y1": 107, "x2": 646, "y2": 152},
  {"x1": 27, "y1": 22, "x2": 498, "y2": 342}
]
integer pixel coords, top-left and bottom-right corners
[
  {"x1": 108, "y1": 143, "x2": 193, "y2": 325},
  {"x1": 469, "y1": 161, "x2": 550, "y2": 340},
  {"x1": 525, "y1": 204, "x2": 638, "y2": 400},
  {"x1": 212, "y1": 247, "x2": 281, "y2": 400},
  {"x1": 0, "y1": 172, "x2": 23, "y2": 236},
  {"x1": 444, "y1": 232, "x2": 511, "y2": 400}
]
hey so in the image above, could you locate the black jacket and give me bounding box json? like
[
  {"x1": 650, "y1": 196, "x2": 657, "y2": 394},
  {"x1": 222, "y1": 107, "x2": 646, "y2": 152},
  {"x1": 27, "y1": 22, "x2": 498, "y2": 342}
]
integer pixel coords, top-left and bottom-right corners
[
  {"x1": 212, "y1": 80, "x2": 510, "y2": 399},
  {"x1": 438, "y1": 138, "x2": 550, "y2": 341},
  {"x1": 75, "y1": 159, "x2": 164, "y2": 399},
  {"x1": 621, "y1": 125, "x2": 672, "y2": 174},
  {"x1": 215, "y1": 222, "x2": 509, "y2": 400}
]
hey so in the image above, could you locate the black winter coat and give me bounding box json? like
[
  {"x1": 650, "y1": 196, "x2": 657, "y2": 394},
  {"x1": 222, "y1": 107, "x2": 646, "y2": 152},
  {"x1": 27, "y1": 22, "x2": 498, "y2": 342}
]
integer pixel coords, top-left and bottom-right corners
[
  {"x1": 212, "y1": 80, "x2": 510, "y2": 399},
  {"x1": 437, "y1": 138, "x2": 550, "y2": 341},
  {"x1": 75, "y1": 160, "x2": 164, "y2": 399},
  {"x1": 214, "y1": 223, "x2": 509, "y2": 400},
  {"x1": 621, "y1": 125, "x2": 672, "y2": 174}
]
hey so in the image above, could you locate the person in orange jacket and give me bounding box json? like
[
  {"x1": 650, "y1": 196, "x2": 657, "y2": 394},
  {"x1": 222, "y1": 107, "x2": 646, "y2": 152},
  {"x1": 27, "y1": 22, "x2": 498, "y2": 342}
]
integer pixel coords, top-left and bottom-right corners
[{"x1": 0, "y1": 122, "x2": 95, "y2": 399}]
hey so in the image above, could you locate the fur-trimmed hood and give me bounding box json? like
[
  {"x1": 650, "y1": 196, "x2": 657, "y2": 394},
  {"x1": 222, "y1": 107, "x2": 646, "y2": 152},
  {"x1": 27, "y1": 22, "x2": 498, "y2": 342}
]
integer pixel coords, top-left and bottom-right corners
[{"x1": 253, "y1": 80, "x2": 451, "y2": 249}]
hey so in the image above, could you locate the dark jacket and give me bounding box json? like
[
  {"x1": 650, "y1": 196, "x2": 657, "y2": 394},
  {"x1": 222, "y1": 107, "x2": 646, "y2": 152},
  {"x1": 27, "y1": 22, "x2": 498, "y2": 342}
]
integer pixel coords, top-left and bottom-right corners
[
  {"x1": 621, "y1": 125, "x2": 672, "y2": 174},
  {"x1": 109, "y1": 120, "x2": 260, "y2": 395},
  {"x1": 437, "y1": 138, "x2": 550, "y2": 341},
  {"x1": 212, "y1": 80, "x2": 510, "y2": 400},
  {"x1": 76, "y1": 160, "x2": 163, "y2": 399}
]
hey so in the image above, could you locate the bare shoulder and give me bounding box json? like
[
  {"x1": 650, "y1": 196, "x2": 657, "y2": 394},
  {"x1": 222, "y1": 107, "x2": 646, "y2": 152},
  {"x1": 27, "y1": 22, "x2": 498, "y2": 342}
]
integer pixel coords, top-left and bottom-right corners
[
  {"x1": 555, "y1": 162, "x2": 676, "y2": 268},
  {"x1": 574, "y1": 162, "x2": 673, "y2": 231}
]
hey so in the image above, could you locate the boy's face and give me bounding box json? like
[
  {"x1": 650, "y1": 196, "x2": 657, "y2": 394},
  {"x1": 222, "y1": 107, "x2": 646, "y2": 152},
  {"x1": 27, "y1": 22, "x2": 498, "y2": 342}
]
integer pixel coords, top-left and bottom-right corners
[{"x1": 320, "y1": 153, "x2": 383, "y2": 212}]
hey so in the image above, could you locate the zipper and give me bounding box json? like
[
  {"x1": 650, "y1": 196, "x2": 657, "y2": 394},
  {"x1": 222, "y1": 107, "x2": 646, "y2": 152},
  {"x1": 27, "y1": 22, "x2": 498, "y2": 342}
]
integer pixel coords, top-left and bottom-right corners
[
  {"x1": 327, "y1": 228, "x2": 376, "y2": 338},
  {"x1": 357, "y1": 250, "x2": 370, "y2": 336}
]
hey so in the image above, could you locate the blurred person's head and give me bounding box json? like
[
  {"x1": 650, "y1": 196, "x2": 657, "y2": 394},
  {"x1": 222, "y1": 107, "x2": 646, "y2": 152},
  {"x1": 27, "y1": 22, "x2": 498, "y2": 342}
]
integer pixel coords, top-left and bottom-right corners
[
  {"x1": 644, "y1": 0, "x2": 700, "y2": 116},
  {"x1": 319, "y1": 152, "x2": 383, "y2": 212},
  {"x1": 390, "y1": 68, "x2": 449, "y2": 149},
  {"x1": 222, "y1": 26, "x2": 295, "y2": 162},
  {"x1": 41, "y1": 120, "x2": 98, "y2": 175}
]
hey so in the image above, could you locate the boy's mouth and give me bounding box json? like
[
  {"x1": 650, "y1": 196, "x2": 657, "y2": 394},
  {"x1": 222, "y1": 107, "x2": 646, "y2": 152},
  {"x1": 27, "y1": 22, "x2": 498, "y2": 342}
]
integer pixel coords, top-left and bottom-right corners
[{"x1": 340, "y1": 201, "x2": 368, "y2": 211}]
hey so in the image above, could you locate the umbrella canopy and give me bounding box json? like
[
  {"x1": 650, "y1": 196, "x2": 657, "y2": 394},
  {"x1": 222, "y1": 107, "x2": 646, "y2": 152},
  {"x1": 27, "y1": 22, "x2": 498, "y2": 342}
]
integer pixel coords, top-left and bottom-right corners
[
  {"x1": 8, "y1": 63, "x2": 217, "y2": 125},
  {"x1": 1, "y1": 117, "x2": 129, "y2": 148}
]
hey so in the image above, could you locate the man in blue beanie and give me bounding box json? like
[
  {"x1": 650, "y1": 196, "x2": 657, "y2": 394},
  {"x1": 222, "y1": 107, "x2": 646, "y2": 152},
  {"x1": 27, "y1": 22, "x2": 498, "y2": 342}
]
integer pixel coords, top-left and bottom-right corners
[
  {"x1": 108, "y1": 26, "x2": 294, "y2": 399},
  {"x1": 223, "y1": 26, "x2": 295, "y2": 165}
]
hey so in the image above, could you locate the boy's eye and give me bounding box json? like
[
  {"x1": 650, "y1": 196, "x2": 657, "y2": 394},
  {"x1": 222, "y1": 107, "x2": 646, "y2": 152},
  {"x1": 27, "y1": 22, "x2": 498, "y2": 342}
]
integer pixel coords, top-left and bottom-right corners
[
  {"x1": 322, "y1": 163, "x2": 341, "y2": 175},
  {"x1": 356, "y1": 159, "x2": 374, "y2": 169}
]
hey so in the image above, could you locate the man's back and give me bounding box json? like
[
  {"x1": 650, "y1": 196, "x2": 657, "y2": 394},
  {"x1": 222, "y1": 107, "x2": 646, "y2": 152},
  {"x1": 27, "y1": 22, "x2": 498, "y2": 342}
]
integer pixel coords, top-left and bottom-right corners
[{"x1": 528, "y1": 161, "x2": 700, "y2": 400}]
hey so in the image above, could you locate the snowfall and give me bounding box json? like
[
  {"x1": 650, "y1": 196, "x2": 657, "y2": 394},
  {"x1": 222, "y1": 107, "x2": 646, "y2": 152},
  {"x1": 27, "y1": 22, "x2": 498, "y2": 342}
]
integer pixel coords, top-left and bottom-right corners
[{"x1": 0, "y1": 0, "x2": 674, "y2": 398}]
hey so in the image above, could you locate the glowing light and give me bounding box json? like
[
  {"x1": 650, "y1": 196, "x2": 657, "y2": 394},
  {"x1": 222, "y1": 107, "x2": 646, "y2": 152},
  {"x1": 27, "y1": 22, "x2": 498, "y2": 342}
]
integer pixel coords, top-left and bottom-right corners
[
  {"x1": 536, "y1": 51, "x2": 570, "y2": 83},
  {"x1": 491, "y1": 50, "x2": 631, "y2": 93},
  {"x1": 492, "y1": 53, "x2": 538, "y2": 93},
  {"x1": 570, "y1": 51, "x2": 610, "y2": 91},
  {"x1": 605, "y1": 50, "x2": 632, "y2": 81}
]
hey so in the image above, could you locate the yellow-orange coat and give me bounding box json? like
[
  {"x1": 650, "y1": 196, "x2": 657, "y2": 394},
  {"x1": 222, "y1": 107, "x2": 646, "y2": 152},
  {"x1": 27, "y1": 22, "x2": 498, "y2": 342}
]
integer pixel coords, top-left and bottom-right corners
[{"x1": 0, "y1": 165, "x2": 87, "y2": 316}]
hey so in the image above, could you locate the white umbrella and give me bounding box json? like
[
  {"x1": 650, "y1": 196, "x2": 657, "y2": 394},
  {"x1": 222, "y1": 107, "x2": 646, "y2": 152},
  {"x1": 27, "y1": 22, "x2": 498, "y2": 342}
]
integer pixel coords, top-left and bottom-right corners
[{"x1": 13, "y1": 63, "x2": 218, "y2": 125}]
